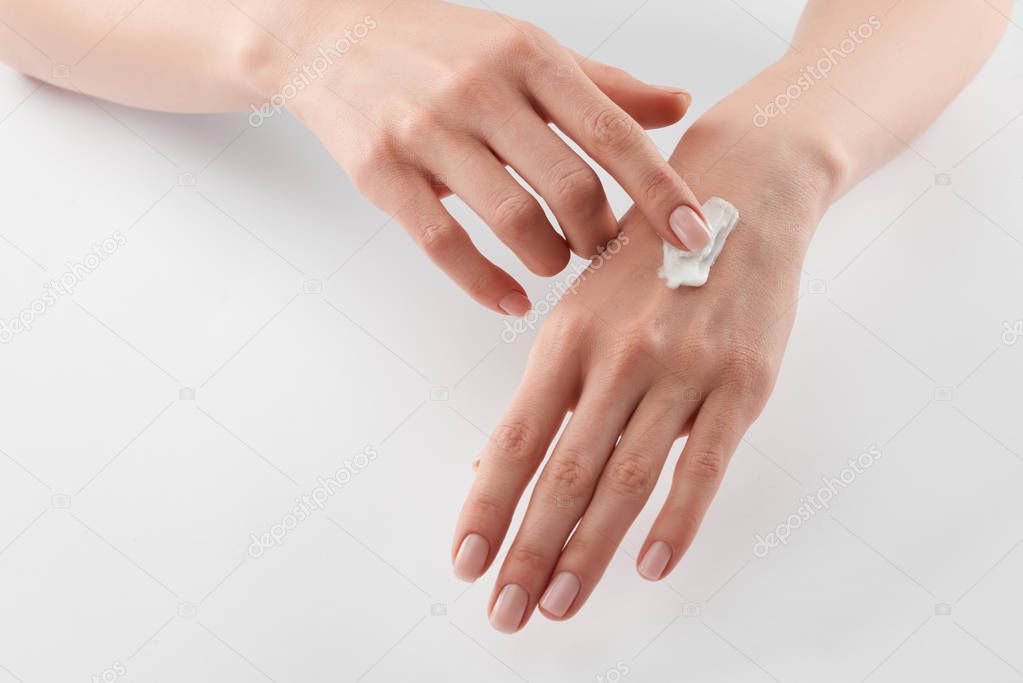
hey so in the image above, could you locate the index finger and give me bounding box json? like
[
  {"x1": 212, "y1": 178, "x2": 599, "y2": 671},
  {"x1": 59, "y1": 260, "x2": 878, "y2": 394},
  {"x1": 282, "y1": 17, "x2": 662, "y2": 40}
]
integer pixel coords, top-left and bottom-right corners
[{"x1": 529, "y1": 68, "x2": 712, "y2": 252}]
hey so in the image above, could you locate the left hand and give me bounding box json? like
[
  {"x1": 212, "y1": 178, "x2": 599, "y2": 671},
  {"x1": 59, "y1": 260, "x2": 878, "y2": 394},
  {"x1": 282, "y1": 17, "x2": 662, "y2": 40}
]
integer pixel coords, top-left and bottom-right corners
[{"x1": 450, "y1": 117, "x2": 835, "y2": 632}]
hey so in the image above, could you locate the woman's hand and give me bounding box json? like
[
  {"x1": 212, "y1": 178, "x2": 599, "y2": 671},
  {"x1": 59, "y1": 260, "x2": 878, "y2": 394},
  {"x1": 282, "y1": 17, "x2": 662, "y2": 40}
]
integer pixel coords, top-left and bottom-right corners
[
  {"x1": 450, "y1": 114, "x2": 839, "y2": 632},
  {"x1": 0, "y1": 0, "x2": 711, "y2": 314},
  {"x1": 267, "y1": 0, "x2": 710, "y2": 315}
]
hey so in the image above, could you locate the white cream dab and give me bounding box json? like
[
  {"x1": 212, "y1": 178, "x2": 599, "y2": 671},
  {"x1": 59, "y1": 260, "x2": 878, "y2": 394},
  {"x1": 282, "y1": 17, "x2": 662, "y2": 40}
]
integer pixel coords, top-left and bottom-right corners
[{"x1": 658, "y1": 197, "x2": 740, "y2": 288}]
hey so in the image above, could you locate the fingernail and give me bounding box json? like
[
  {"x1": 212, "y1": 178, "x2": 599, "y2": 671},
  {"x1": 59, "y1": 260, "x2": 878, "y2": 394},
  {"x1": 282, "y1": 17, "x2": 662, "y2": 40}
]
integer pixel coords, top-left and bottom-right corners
[
  {"x1": 499, "y1": 291, "x2": 532, "y2": 317},
  {"x1": 638, "y1": 541, "x2": 672, "y2": 581},
  {"x1": 654, "y1": 85, "x2": 686, "y2": 95},
  {"x1": 453, "y1": 533, "x2": 489, "y2": 582},
  {"x1": 669, "y1": 206, "x2": 712, "y2": 252},
  {"x1": 490, "y1": 584, "x2": 529, "y2": 633},
  {"x1": 654, "y1": 87, "x2": 692, "y2": 108},
  {"x1": 539, "y1": 572, "x2": 580, "y2": 618}
]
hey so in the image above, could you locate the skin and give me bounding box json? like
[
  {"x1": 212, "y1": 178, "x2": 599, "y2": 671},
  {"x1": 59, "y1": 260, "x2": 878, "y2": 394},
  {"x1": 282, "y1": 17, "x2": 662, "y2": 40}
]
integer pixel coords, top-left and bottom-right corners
[
  {"x1": 0, "y1": 0, "x2": 713, "y2": 316},
  {"x1": 451, "y1": 0, "x2": 1012, "y2": 632},
  {"x1": 0, "y1": 0, "x2": 1011, "y2": 635}
]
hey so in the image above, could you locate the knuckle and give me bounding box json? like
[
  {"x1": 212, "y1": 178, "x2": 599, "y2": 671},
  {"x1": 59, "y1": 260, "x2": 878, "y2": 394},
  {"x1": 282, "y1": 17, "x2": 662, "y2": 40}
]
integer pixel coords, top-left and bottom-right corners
[
  {"x1": 464, "y1": 492, "x2": 505, "y2": 520},
  {"x1": 721, "y1": 345, "x2": 775, "y2": 408},
  {"x1": 563, "y1": 530, "x2": 601, "y2": 557},
  {"x1": 606, "y1": 451, "x2": 653, "y2": 497},
  {"x1": 677, "y1": 335, "x2": 716, "y2": 367},
  {"x1": 491, "y1": 420, "x2": 536, "y2": 465},
  {"x1": 682, "y1": 447, "x2": 725, "y2": 486},
  {"x1": 391, "y1": 110, "x2": 442, "y2": 148},
  {"x1": 537, "y1": 310, "x2": 589, "y2": 360},
  {"x1": 438, "y1": 68, "x2": 502, "y2": 116},
  {"x1": 541, "y1": 453, "x2": 588, "y2": 497},
  {"x1": 492, "y1": 193, "x2": 543, "y2": 236},
  {"x1": 347, "y1": 141, "x2": 393, "y2": 193},
  {"x1": 417, "y1": 220, "x2": 460, "y2": 258},
  {"x1": 639, "y1": 166, "x2": 677, "y2": 204},
  {"x1": 584, "y1": 105, "x2": 636, "y2": 153},
  {"x1": 605, "y1": 328, "x2": 657, "y2": 379},
  {"x1": 490, "y1": 21, "x2": 542, "y2": 64},
  {"x1": 507, "y1": 544, "x2": 550, "y2": 574},
  {"x1": 667, "y1": 505, "x2": 703, "y2": 549},
  {"x1": 463, "y1": 267, "x2": 495, "y2": 299},
  {"x1": 549, "y1": 160, "x2": 604, "y2": 215}
]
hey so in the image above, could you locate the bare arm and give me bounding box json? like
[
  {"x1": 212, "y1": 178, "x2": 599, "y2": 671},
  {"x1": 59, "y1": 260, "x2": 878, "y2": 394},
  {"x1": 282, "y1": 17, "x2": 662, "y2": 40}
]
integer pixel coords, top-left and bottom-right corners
[{"x1": 694, "y1": 0, "x2": 1013, "y2": 207}]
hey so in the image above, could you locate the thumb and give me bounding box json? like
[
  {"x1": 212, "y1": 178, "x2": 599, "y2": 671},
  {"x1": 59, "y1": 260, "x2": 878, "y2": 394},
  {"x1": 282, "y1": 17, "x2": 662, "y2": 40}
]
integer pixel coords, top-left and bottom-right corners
[{"x1": 572, "y1": 51, "x2": 691, "y2": 129}]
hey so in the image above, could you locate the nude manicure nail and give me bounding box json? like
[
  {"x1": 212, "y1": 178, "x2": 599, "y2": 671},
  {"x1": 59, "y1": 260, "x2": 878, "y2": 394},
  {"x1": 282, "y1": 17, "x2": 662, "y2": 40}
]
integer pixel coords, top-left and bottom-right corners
[
  {"x1": 499, "y1": 291, "x2": 532, "y2": 317},
  {"x1": 654, "y1": 86, "x2": 692, "y2": 107},
  {"x1": 638, "y1": 541, "x2": 672, "y2": 581},
  {"x1": 453, "y1": 533, "x2": 489, "y2": 582},
  {"x1": 669, "y1": 206, "x2": 712, "y2": 252},
  {"x1": 539, "y1": 572, "x2": 580, "y2": 618},
  {"x1": 490, "y1": 584, "x2": 529, "y2": 633}
]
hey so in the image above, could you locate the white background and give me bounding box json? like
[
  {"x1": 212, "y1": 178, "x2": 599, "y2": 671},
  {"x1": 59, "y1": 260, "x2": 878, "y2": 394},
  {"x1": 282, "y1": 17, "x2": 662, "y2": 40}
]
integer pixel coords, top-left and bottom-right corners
[{"x1": 1, "y1": 1, "x2": 1022, "y2": 681}]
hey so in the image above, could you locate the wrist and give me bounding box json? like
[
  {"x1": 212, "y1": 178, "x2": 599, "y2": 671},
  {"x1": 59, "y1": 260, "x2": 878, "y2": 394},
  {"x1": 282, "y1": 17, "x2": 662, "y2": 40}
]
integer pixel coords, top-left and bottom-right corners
[
  {"x1": 683, "y1": 53, "x2": 858, "y2": 202},
  {"x1": 223, "y1": 16, "x2": 295, "y2": 107},
  {"x1": 678, "y1": 117, "x2": 842, "y2": 220},
  {"x1": 225, "y1": 1, "x2": 381, "y2": 114}
]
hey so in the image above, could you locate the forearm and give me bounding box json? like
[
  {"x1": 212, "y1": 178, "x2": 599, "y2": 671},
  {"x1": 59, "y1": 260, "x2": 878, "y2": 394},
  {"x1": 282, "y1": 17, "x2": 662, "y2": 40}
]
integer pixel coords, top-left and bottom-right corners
[
  {"x1": 0, "y1": 0, "x2": 265, "y2": 111},
  {"x1": 0, "y1": 0, "x2": 384, "y2": 112},
  {"x1": 668, "y1": 0, "x2": 1010, "y2": 230}
]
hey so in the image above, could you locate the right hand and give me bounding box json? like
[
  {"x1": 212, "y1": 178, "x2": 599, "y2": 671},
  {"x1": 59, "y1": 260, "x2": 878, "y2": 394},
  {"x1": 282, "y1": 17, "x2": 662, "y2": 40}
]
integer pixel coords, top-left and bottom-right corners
[{"x1": 266, "y1": 0, "x2": 711, "y2": 315}]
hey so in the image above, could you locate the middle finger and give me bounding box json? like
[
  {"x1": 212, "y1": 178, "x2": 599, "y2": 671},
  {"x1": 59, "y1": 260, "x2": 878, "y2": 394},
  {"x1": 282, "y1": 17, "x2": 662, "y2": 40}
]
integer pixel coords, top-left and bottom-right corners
[
  {"x1": 488, "y1": 377, "x2": 646, "y2": 633},
  {"x1": 489, "y1": 112, "x2": 619, "y2": 258}
]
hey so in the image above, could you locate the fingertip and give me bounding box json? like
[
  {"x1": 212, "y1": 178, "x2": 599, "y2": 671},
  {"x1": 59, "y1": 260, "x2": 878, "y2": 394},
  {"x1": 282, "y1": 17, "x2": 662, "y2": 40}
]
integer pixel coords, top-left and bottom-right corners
[
  {"x1": 631, "y1": 87, "x2": 691, "y2": 129},
  {"x1": 652, "y1": 86, "x2": 692, "y2": 111},
  {"x1": 668, "y1": 205, "x2": 713, "y2": 252},
  {"x1": 453, "y1": 533, "x2": 490, "y2": 582},
  {"x1": 499, "y1": 291, "x2": 533, "y2": 317},
  {"x1": 489, "y1": 584, "x2": 529, "y2": 633},
  {"x1": 538, "y1": 571, "x2": 581, "y2": 619},
  {"x1": 637, "y1": 540, "x2": 672, "y2": 581}
]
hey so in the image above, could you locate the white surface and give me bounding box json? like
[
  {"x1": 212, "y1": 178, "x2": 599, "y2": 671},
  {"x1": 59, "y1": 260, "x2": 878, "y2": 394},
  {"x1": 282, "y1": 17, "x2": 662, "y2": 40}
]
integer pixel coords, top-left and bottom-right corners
[{"x1": 1, "y1": 1, "x2": 1022, "y2": 682}]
